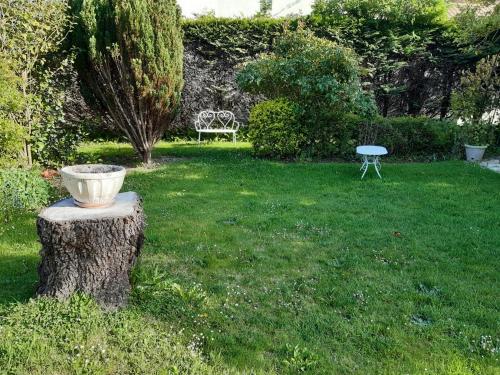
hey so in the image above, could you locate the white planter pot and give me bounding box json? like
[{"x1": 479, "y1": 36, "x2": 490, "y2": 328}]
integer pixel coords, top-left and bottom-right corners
[
  {"x1": 464, "y1": 144, "x2": 488, "y2": 162},
  {"x1": 61, "y1": 164, "x2": 126, "y2": 208}
]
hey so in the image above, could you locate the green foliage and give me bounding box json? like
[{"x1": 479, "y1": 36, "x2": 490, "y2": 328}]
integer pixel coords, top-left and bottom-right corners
[
  {"x1": 238, "y1": 29, "x2": 364, "y2": 110},
  {"x1": 282, "y1": 344, "x2": 319, "y2": 373},
  {"x1": 458, "y1": 121, "x2": 496, "y2": 147},
  {"x1": 0, "y1": 58, "x2": 26, "y2": 167},
  {"x1": 181, "y1": 3, "x2": 495, "y2": 118},
  {"x1": 349, "y1": 115, "x2": 458, "y2": 159},
  {"x1": 239, "y1": 29, "x2": 376, "y2": 159},
  {"x1": 454, "y1": 2, "x2": 500, "y2": 56},
  {"x1": 183, "y1": 17, "x2": 287, "y2": 61},
  {"x1": 311, "y1": 0, "x2": 454, "y2": 117},
  {"x1": 380, "y1": 116, "x2": 458, "y2": 158},
  {"x1": 451, "y1": 54, "x2": 499, "y2": 145},
  {"x1": 311, "y1": 0, "x2": 448, "y2": 27},
  {"x1": 0, "y1": 0, "x2": 73, "y2": 167},
  {"x1": 31, "y1": 61, "x2": 85, "y2": 168},
  {"x1": 248, "y1": 98, "x2": 304, "y2": 158},
  {"x1": 257, "y1": 0, "x2": 273, "y2": 18},
  {"x1": 70, "y1": 0, "x2": 184, "y2": 163},
  {"x1": 0, "y1": 119, "x2": 26, "y2": 167},
  {"x1": 0, "y1": 168, "x2": 53, "y2": 222}
]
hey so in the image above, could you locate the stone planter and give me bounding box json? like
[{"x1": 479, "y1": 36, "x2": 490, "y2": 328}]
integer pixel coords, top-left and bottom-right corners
[
  {"x1": 464, "y1": 144, "x2": 488, "y2": 162},
  {"x1": 61, "y1": 164, "x2": 126, "y2": 208}
]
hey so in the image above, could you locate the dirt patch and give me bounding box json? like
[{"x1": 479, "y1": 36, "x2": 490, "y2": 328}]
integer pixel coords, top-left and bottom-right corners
[{"x1": 125, "y1": 156, "x2": 190, "y2": 172}]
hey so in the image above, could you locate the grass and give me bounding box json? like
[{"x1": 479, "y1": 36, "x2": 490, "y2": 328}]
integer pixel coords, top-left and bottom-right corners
[{"x1": 0, "y1": 141, "x2": 499, "y2": 374}]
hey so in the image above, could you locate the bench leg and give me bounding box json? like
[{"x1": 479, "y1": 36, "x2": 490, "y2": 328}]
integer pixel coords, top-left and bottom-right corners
[
  {"x1": 233, "y1": 133, "x2": 236, "y2": 143},
  {"x1": 198, "y1": 132, "x2": 201, "y2": 144}
]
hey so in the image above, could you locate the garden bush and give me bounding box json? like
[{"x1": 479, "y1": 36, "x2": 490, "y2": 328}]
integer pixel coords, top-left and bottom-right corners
[
  {"x1": 451, "y1": 54, "x2": 499, "y2": 146},
  {"x1": 349, "y1": 115, "x2": 458, "y2": 159},
  {"x1": 0, "y1": 168, "x2": 54, "y2": 222},
  {"x1": 238, "y1": 29, "x2": 377, "y2": 159},
  {"x1": 178, "y1": 0, "x2": 498, "y2": 125},
  {"x1": 0, "y1": 119, "x2": 26, "y2": 167},
  {"x1": 1, "y1": 0, "x2": 75, "y2": 167},
  {"x1": 248, "y1": 98, "x2": 303, "y2": 159}
]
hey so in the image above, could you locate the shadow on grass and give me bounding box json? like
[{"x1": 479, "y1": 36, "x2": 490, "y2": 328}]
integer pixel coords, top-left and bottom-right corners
[
  {"x1": 0, "y1": 253, "x2": 39, "y2": 306},
  {"x1": 79, "y1": 141, "x2": 254, "y2": 167}
]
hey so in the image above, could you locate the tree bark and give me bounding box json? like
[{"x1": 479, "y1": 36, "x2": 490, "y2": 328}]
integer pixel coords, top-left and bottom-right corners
[
  {"x1": 36, "y1": 192, "x2": 145, "y2": 310},
  {"x1": 140, "y1": 147, "x2": 152, "y2": 164}
]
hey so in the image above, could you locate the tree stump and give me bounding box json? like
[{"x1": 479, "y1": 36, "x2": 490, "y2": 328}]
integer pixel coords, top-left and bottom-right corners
[{"x1": 36, "y1": 192, "x2": 145, "y2": 310}]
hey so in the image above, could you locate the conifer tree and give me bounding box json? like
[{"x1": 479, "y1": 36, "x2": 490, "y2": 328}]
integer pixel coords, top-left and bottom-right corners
[{"x1": 70, "y1": 0, "x2": 184, "y2": 163}]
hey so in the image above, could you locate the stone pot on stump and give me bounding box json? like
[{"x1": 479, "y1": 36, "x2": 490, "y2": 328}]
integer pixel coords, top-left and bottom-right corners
[
  {"x1": 61, "y1": 164, "x2": 126, "y2": 208},
  {"x1": 36, "y1": 192, "x2": 144, "y2": 310}
]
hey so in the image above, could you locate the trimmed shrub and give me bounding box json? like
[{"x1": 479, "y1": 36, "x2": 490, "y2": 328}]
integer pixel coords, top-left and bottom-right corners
[
  {"x1": 382, "y1": 117, "x2": 458, "y2": 157},
  {"x1": 248, "y1": 98, "x2": 303, "y2": 158},
  {"x1": 350, "y1": 115, "x2": 458, "y2": 159},
  {"x1": 183, "y1": 16, "x2": 289, "y2": 61}
]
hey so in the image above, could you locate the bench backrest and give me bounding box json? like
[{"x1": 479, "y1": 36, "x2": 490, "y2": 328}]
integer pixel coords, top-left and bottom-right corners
[{"x1": 196, "y1": 110, "x2": 238, "y2": 130}]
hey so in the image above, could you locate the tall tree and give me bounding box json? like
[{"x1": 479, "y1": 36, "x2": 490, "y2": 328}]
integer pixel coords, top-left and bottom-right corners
[
  {"x1": 258, "y1": 0, "x2": 272, "y2": 16},
  {"x1": 70, "y1": 0, "x2": 184, "y2": 164}
]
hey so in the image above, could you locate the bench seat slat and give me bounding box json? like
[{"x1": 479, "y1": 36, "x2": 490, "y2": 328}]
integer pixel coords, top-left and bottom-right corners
[{"x1": 198, "y1": 129, "x2": 236, "y2": 133}]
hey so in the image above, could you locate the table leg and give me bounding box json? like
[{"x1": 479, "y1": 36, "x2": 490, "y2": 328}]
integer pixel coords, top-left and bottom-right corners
[
  {"x1": 374, "y1": 156, "x2": 382, "y2": 178},
  {"x1": 361, "y1": 156, "x2": 369, "y2": 179},
  {"x1": 360, "y1": 158, "x2": 367, "y2": 171}
]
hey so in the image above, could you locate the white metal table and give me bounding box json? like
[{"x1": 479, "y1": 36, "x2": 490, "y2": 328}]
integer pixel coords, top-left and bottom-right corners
[{"x1": 356, "y1": 145, "x2": 388, "y2": 179}]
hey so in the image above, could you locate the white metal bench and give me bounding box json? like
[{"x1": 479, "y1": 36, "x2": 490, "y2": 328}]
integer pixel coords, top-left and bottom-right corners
[{"x1": 195, "y1": 110, "x2": 240, "y2": 143}]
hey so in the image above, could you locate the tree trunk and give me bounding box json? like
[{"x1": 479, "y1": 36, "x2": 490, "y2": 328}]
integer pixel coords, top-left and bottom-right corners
[
  {"x1": 140, "y1": 146, "x2": 152, "y2": 165},
  {"x1": 36, "y1": 192, "x2": 145, "y2": 310},
  {"x1": 440, "y1": 67, "x2": 454, "y2": 119}
]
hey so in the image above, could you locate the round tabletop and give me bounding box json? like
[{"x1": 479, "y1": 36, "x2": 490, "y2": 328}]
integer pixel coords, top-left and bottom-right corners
[{"x1": 356, "y1": 145, "x2": 388, "y2": 156}]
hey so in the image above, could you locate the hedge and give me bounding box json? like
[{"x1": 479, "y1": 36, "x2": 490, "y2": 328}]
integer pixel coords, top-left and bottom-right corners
[
  {"x1": 347, "y1": 115, "x2": 459, "y2": 160},
  {"x1": 182, "y1": 16, "x2": 291, "y2": 61}
]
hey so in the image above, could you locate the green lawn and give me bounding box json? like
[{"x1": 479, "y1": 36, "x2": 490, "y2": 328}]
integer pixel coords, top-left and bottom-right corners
[{"x1": 1, "y1": 142, "x2": 499, "y2": 374}]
